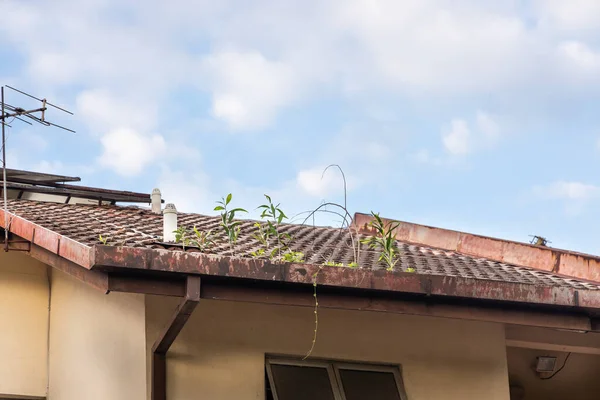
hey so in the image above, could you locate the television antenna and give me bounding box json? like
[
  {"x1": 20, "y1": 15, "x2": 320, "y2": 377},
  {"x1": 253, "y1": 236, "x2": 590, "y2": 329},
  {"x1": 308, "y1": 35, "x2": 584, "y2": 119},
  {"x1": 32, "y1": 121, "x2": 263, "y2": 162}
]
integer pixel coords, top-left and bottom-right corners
[
  {"x1": 529, "y1": 235, "x2": 550, "y2": 247},
  {"x1": 0, "y1": 85, "x2": 75, "y2": 251}
]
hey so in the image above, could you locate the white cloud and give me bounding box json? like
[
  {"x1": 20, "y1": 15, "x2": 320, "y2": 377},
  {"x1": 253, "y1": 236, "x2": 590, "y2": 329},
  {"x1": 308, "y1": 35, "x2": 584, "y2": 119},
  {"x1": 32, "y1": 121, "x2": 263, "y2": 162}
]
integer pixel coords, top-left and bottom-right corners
[
  {"x1": 296, "y1": 166, "x2": 356, "y2": 198},
  {"x1": 76, "y1": 89, "x2": 158, "y2": 133},
  {"x1": 442, "y1": 119, "x2": 470, "y2": 156},
  {"x1": 441, "y1": 111, "x2": 501, "y2": 157},
  {"x1": 30, "y1": 160, "x2": 96, "y2": 177},
  {"x1": 476, "y1": 111, "x2": 500, "y2": 141},
  {"x1": 4, "y1": 0, "x2": 600, "y2": 134},
  {"x1": 31, "y1": 160, "x2": 65, "y2": 175},
  {"x1": 558, "y1": 41, "x2": 600, "y2": 71},
  {"x1": 412, "y1": 149, "x2": 443, "y2": 166},
  {"x1": 533, "y1": 181, "x2": 600, "y2": 201},
  {"x1": 203, "y1": 50, "x2": 298, "y2": 130},
  {"x1": 98, "y1": 128, "x2": 166, "y2": 177},
  {"x1": 155, "y1": 165, "x2": 346, "y2": 225},
  {"x1": 532, "y1": 181, "x2": 600, "y2": 216},
  {"x1": 364, "y1": 142, "x2": 391, "y2": 161},
  {"x1": 533, "y1": 0, "x2": 600, "y2": 32},
  {"x1": 157, "y1": 168, "x2": 215, "y2": 213}
]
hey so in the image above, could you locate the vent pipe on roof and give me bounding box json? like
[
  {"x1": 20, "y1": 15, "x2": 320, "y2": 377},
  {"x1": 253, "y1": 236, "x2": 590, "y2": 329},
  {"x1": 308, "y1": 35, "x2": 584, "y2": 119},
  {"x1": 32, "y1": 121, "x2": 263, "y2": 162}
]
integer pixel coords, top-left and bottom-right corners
[
  {"x1": 151, "y1": 188, "x2": 162, "y2": 214},
  {"x1": 163, "y1": 203, "x2": 177, "y2": 242}
]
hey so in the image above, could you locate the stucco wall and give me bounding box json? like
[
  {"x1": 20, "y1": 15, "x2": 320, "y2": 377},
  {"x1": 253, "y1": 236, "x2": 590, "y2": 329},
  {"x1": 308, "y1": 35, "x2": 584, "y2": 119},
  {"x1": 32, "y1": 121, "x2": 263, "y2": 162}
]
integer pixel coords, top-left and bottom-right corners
[
  {"x1": 0, "y1": 251, "x2": 49, "y2": 398},
  {"x1": 146, "y1": 296, "x2": 511, "y2": 400},
  {"x1": 48, "y1": 269, "x2": 147, "y2": 400}
]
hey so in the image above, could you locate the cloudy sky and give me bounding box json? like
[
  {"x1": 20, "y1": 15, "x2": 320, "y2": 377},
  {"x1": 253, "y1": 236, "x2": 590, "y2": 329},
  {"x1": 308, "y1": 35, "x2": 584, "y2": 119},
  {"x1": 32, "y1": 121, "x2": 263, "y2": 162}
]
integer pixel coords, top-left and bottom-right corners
[{"x1": 1, "y1": 0, "x2": 600, "y2": 254}]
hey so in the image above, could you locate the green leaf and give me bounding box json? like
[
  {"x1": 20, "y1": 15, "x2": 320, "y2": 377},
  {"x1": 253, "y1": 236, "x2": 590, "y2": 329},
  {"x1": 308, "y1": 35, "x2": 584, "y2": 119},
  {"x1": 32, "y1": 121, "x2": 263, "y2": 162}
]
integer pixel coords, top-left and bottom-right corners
[
  {"x1": 264, "y1": 194, "x2": 272, "y2": 203},
  {"x1": 226, "y1": 193, "x2": 232, "y2": 205},
  {"x1": 214, "y1": 206, "x2": 225, "y2": 211},
  {"x1": 230, "y1": 208, "x2": 247, "y2": 214}
]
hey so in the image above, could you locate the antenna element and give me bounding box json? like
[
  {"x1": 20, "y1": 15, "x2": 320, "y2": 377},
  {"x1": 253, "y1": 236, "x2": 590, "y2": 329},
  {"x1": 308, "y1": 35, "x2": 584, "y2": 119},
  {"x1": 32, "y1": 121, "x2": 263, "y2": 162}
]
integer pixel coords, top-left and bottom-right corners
[{"x1": 0, "y1": 85, "x2": 75, "y2": 251}]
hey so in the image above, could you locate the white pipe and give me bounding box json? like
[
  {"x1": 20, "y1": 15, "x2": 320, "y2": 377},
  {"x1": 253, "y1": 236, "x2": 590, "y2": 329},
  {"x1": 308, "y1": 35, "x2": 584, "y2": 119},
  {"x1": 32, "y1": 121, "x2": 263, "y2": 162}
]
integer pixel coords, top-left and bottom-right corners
[
  {"x1": 151, "y1": 188, "x2": 161, "y2": 214},
  {"x1": 163, "y1": 203, "x2": 177, "y2": 242}
]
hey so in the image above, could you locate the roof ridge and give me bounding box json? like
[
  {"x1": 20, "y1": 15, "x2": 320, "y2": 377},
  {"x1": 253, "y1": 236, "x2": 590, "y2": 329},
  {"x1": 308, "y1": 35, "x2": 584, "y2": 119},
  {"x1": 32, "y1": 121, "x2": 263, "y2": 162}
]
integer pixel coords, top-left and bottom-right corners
[{"x1": 352, "y1": 212, "x2": 600, "y2": 284}]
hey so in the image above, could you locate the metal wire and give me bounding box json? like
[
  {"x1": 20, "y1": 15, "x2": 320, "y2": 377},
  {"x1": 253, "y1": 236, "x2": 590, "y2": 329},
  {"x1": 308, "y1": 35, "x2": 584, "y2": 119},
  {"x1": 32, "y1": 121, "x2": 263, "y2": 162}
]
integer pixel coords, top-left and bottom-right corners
[{"x1": 5, "y1": 85, "x2": 74, "y2": 115}]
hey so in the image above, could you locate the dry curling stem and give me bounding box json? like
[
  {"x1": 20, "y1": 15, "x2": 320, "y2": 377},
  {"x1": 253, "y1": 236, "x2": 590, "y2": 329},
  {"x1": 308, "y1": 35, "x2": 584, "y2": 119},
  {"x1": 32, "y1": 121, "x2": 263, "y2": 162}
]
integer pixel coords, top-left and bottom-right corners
[{"x1": 303, "y1": 266, "x2": 322, "y2": 360}]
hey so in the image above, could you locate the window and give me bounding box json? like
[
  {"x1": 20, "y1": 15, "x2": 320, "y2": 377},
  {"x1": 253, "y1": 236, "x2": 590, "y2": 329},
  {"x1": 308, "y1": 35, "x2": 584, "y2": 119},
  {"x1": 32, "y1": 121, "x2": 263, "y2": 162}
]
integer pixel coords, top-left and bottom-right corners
[{"x1": 265, "y1": 358, "x2": 408, "y2": 400}]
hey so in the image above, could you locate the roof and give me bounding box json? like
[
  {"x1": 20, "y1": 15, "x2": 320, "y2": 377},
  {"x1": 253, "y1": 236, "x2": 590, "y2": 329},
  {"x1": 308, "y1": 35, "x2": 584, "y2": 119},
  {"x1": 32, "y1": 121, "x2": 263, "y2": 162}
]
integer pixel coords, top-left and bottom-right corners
[
  {"x1": 352, "y1": 213, "x2": 600, "y2": 283},
  {"x1": 4, "y1": 199, "x2": 600, "y2": 294},
  {"x1": 2, "y1": 168, "x2": 157, "y2": 204},
  {"x1": 4, "y1": 168, "x2": 81, "y2": 184}
]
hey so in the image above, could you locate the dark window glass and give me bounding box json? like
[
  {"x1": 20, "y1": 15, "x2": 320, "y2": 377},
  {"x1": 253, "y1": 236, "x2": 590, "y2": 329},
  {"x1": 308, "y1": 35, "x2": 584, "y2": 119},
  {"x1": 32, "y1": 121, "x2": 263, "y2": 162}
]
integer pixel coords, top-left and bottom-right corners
[
  {"x1": 266, "y1": 368, "x2": 275, "y2": 400},
  {"x1": 338, "y1": 369, "x2": 402, "y2": 400},
  {"x1": 270, "y1": 364, "x2": 336, "y2": 400}
]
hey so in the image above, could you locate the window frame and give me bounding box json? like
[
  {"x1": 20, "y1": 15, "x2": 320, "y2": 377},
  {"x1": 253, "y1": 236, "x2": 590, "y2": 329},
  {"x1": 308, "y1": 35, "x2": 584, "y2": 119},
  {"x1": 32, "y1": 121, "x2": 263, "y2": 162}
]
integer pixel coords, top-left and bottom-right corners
[
  {"x1": 265, "y1": 357, "x2": 408, "y2": 400},
  {"x1": 266, "y1": 358, "x2": 343, "y2": 400}
]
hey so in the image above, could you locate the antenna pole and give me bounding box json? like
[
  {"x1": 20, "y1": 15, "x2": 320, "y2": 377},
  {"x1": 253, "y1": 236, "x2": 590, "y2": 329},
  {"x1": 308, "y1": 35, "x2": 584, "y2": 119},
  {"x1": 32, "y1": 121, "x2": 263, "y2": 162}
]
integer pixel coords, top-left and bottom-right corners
[
  {"x1": 1, "y1": 86, "x2": 7, "y2": 251},
  {"x1": 0, "y1": 84, "x2": 74, "y2": 252}
]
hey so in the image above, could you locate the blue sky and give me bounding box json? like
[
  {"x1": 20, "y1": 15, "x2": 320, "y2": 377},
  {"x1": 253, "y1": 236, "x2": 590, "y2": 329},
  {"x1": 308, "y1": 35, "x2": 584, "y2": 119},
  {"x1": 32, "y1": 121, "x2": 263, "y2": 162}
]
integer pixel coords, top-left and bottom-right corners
[{"x1": 1, "y1": 0, "x2": 600, "y2": 254}]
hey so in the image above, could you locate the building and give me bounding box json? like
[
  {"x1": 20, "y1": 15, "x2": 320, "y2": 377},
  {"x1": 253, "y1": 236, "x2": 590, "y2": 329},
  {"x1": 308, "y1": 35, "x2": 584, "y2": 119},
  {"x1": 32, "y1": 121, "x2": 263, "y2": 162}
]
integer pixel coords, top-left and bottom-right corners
[{"x1": 1, "y1": 170, "x2": 600, "y2": 400}]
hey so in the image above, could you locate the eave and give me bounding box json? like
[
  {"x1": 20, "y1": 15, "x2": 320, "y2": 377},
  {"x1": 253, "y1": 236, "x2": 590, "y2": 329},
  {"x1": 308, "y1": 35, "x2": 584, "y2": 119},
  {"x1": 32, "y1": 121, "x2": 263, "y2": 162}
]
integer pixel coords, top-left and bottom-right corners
[{"x1": 2, "y1": 207, "x2": 600, "y2": 333}]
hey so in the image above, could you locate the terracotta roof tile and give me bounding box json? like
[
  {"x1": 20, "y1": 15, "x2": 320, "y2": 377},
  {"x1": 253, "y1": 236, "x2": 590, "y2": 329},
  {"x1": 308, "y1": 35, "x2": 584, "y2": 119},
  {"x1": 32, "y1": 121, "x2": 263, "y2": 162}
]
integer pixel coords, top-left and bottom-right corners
[{"x1": 6, "y1": 199, "x2": 600, "y2": 291}]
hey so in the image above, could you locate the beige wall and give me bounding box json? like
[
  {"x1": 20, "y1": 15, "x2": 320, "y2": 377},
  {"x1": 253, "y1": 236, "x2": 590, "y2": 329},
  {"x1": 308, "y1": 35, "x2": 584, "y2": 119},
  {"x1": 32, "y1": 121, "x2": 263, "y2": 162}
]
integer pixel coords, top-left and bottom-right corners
[
  {"x1": 146, "y1": 297, "x2": 511, "y2": 400},
  {"x1": 48, "y1": 269, "x2": 147, "y2": 400},
  {"x1": 0, "y1": 251, "x2": 49, "y2": 398}
]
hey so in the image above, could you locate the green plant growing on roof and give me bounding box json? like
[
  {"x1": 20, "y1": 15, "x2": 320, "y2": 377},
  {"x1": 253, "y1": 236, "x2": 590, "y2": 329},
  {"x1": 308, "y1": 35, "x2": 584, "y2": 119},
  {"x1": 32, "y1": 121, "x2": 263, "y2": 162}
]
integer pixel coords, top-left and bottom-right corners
[
  {"x1": 191, "y1": 226, "x2": 215, "y2": 251},
  {"x1": 250, "y1": 221, "x2": 271, "y2": 258},
  {"x1": 282, "y1": 251, "x2": 304, "y2": 263},
  {"x1": 250, "y1": 248, "x2": 266, "y2": 258},
  {"x1": 173, "y1": 226, "x2": 191, "y2": 250},
  {"x1": 98, "y1": 232, "x2": 127, "y2": 247},
  {"x1": 215, "y1": 193, "x2": 247, "y2": 255},
  {"x1": 174, "y1": 225, "x2": 216, "y2": 252},
  {"x1": 323, "y1": 260, "x2": 344, "y2": 267},
  {"x1": 360, "y1": 212, "x2": 401, "y2": 271},
  {"x1": 258, "y1": 194, "x2": 288, "y2": 258},
  {"x1": 255, "y1": 194, "x2": 303, "y2": 262}
]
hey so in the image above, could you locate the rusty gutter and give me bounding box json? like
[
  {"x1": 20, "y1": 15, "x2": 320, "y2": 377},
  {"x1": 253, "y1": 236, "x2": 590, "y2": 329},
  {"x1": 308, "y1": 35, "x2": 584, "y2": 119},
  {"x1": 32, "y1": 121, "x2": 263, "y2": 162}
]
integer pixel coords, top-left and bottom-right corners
[
  {"x1": 92, "y1": 245, "x2": 600, "y2": 310},
  {"x1": 4, "y1": 206, "x2": 600, "y2": 323},
  {"x1": 0, "y1": 208, "x2": 93, "y2": 268},
  {"x1": 152, "y1": 276, "x2": 200, "y2": 400}
]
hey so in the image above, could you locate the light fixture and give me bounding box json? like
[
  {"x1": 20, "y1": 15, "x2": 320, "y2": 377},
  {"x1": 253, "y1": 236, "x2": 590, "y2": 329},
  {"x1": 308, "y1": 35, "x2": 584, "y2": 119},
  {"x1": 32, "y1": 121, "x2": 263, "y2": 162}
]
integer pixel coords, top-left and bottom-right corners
[{"x1": 535, "y1": 356, "x2": 557, "y2": 373}]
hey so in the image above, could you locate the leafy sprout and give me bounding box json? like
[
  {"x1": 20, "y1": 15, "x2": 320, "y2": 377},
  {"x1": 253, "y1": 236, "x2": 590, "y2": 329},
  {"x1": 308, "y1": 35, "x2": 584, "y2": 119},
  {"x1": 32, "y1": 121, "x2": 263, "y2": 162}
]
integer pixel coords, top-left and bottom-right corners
[
  {"x1": 323, "y1": 260, "x2": 344, "y2": 267},
  {"x1": 174, "y1": 226, "x2": 215, "y2": 251},
  {"x1": 173, "y1": 226, "x2": 190, "y2": 249},
  {"x1": 215, "y1": 193, "x2": 247, "y2": 255},
  {"x1": 282, "y1": 251, "x2": 304, "y2": 263},
  {"x1": 360, "y1": 212, "x2": 401, "y2": 271},
  {"x1": 191, "y1": 226, "x2": 215, "y2": 251},
  {"x1": 256, "y1": 194, "x2": 298, "y2": 261}
]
